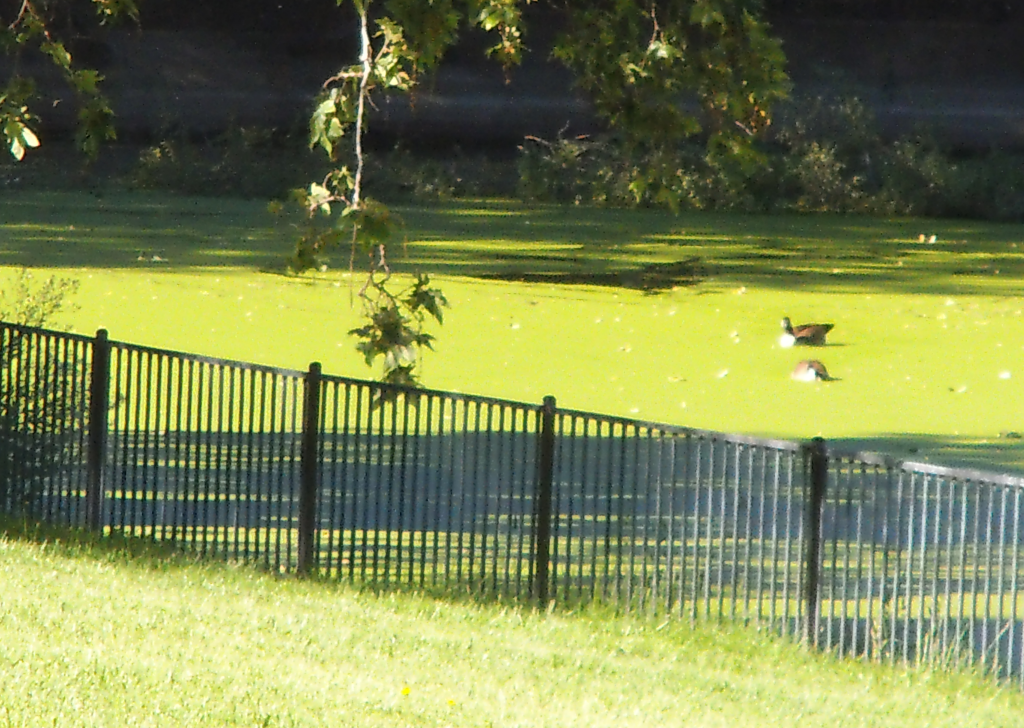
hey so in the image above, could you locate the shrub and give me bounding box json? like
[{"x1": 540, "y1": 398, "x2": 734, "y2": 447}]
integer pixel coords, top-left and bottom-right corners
[
  {"x1": 360, "y1": 143, "x2": 517, "y2": 202},
  {"x1": 515, "y1": 133, "x2": 758, "y2": 211},
  {"x1": 130, "y1": 121, "x2": 330, "y2": 199},
  {"x1": 0, "y1": 270, "x2": 85, "y2": 517},
  {"x1": 512, "y1": 93, "x2": 1024, "y2": 222}
]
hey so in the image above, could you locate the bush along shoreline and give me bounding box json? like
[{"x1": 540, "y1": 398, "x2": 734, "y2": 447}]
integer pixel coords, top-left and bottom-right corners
[{"x1": 3, "y1": 93, "x2": 1024, "y2": 222}]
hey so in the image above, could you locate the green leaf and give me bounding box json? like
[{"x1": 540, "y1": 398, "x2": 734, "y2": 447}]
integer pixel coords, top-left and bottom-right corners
[
  {"x1": 41, "y1": 41, "x2": 73, "y2": 71},
  {"x1": 20, "y1": 124, "x2": 39, "y2": 149},
  {"x1": 70, "y1": 69, "x2": 103, "y2": 96},
  {"x1": 384, "y1": 345, "x2": 416, "y2": 373},
  {"x1": 93, "y1": 0, "x2": 140, "y2": 22},
  {"x1": 5, "y1": 117, "x2": 39, "y2": 161},
  {"x1": 690, "y1": 2, "x2": 726, "y2": 28},
  {"x1": 307, "y1": 183, "x2": 333, "y2": 214},
  {"x1": 478, "y1": 7, "x2": 502, "y2": 31},
  {"x1": 404, "y1": 274, "x2": 448, "y2": 325},
  {"x1": 314, "y1": 96, "x2": 336, "y2": 119}
]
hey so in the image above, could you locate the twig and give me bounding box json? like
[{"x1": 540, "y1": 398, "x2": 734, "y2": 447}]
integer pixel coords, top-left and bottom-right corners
[
  {"x1": 8, "y1": 0, "x2": 31, "y2": 30},
  {"x1": 376, "y1": 243, "x2": 390, "y2": 278},
  {"x1": 321, "y1": 70, "x2": 362, "y2": 89},
  {"x1": 649, "y1": 6, "x2": 661, "y2": 47}
]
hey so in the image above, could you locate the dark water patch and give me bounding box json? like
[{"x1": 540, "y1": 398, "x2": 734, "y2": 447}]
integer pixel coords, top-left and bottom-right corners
[{"x1": 478, "y1": 256, "x2": 705, "y2": 292}]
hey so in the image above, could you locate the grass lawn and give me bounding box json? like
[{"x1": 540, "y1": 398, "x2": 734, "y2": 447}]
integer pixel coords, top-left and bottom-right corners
[
  {"x1": 1, "y1": 523, "x2": 1022, "y2": 728},
  {"x1": 3, "y1": 190, "x2": 1024, "y2": 471}
]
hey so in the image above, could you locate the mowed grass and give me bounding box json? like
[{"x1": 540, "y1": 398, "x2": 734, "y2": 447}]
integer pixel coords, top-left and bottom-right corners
[
  {"x1": 4, "y1": 190, "x2": 1024, "y2": 470},
  {"x1": 2, "y1": 523, "x2": 1023, "y2": 728}
]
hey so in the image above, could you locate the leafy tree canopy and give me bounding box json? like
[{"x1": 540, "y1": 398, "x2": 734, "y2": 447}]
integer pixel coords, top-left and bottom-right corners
[{"x1": 0, "y1": 0, "x2": 137, "y2": 160}]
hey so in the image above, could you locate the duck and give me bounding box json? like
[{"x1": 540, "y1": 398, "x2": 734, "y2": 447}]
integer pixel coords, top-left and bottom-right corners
[
  {"x1": 791, "y1": 360, "x2": 831, "y2": 382},
  {"x1": 779, "y1": 317, "x2": 834, "y2": 348}
]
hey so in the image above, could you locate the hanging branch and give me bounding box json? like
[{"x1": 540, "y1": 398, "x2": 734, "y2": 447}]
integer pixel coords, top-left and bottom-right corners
[
  {"x1": 289, "y1": 0, "x2": 450, "y2": 390},
  {"x1": 352, "y1": 6, "x2": 372, "y2": 209}
]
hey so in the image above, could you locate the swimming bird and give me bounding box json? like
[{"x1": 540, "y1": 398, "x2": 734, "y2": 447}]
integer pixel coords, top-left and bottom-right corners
[
  {"x1": 791, "y1": 360, "x2": 831, "y2": 382},
  {"x1": 779, "y1": 317, "x2": 834, "y2": 347}
]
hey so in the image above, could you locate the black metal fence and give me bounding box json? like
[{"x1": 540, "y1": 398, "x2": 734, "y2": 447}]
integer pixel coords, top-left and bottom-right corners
[{"x1": 3, "y1": 321, "x2": 1024, "y2": 688}]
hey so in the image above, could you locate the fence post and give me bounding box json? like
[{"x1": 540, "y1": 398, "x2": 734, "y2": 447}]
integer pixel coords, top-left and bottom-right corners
[
  {"x1": 533, "y1": 395, "x2": 556, "y2": 604},
  {"x1": 85, "y1": 329, "x2": 110, "y2": 531},
  {"x1": 803, "y1": 436, "x2": 828, "y2": 647},
  {"x1": 297, "y1": 362, "x2": 322, "y2": 575}
]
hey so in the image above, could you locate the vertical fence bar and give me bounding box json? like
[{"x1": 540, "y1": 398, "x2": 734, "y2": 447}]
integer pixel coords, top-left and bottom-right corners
[
  {"x1": 785, "y1": 452, "x2": 800, "y2": 641},
  {"x1": 86, "y1": 329, "x2": 111, "y2": 532},
  {"x1": 297, "y1": 362, "x2": 322, "y2": 575},
  {"x1": 803, "y1": 437, "x2": 827, "y2": 647},
  {"x1": 533, "y1": 395, "x2": 556, "y2": 604}
]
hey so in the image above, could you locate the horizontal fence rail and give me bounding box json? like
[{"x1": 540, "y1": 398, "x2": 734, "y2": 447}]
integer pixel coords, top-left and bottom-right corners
[{"x1": 3, "y1": 321, "x2": 1024, "y2": 689}]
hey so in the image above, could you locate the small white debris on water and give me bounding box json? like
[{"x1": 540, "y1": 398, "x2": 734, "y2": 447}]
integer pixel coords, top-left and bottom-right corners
[
  {"x1": 1000, "y1": 371, "x2": 1012, "y2": 380},
  {"x1": 716, "y1": 369, "x2": 729, "y2": 378},
  {"x1": 510, "y1": 322, "x2": 520, "y2": 330}
]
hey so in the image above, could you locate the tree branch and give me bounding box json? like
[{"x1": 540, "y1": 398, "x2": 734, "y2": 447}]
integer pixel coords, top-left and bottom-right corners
[{"x1": 352, "y1": 5, "x2": 372, "y2": 208}]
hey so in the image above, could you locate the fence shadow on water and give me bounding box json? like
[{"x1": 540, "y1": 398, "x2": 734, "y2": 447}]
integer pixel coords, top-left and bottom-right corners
[{"x1": 3, "y1": 321, "x2": 1024, "y2": 689}]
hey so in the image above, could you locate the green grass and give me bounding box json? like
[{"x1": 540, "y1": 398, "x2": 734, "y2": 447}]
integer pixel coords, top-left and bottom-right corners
[
  {"x1": 1, "y1": 522, "x2": 1023, "y2": 727},
  {"x1": 4, "y1": 190, "x2": 1024, "y2": 471}
]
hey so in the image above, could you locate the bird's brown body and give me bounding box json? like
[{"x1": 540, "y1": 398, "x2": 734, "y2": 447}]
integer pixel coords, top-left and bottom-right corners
[
  {"x1": 779, "y1": 317, "x2": 834, "y2": 347},
  {"x1": 791, "y1": 360, "x2": 831, "y2": 381}
]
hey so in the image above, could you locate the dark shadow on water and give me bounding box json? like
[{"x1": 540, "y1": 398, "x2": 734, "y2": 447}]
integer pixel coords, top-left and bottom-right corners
[
  {"x1": 477, "y1": 256, "x2": 704, "y2": 292},
  {"x1": 2, "y1": 193, "x2": 1024, "y2": 296},
  {"x1": 825, "y1": 433, "x2": 1024, "y2": 477}
]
